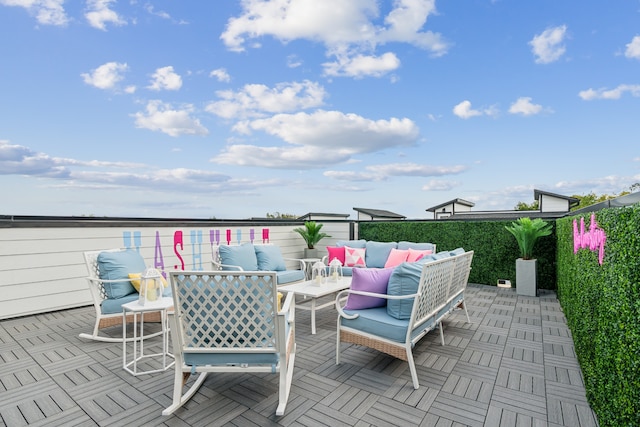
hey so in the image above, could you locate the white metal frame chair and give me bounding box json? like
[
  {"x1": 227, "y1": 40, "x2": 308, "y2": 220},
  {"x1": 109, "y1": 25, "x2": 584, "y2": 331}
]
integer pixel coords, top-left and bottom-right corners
[
  {"x1": 163, "y1": 270, "x2": 296, "y2": 417},
  {"x1": 80, "y1": 249, "x2": 164, "y2": 343}
]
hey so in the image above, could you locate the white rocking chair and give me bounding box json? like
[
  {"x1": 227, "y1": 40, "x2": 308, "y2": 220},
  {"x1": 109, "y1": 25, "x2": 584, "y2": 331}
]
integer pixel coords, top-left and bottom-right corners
[{"x1": 163, "y1": 270, "x2": 296, "y2": 417}]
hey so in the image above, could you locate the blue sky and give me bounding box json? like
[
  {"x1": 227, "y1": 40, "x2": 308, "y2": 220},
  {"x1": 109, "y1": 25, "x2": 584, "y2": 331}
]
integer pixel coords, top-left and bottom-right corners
[{"x1": 1, "y1": 0, "x2": 639, "y2": 219}]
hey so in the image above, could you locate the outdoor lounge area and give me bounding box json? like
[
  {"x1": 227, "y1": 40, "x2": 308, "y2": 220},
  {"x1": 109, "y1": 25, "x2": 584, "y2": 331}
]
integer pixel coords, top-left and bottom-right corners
[{"x1": 0, "y1": 283, "x2": 598, "y2": 427}]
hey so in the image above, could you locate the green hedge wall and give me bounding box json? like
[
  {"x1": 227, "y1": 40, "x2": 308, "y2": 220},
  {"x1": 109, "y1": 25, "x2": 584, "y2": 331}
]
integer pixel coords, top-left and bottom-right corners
[
  {"x1": 358, "y1": 219, "x2": 557, "y2": 289},
  {"x1": 556, "y1": 205, "x2": 640, "y2": 426}
]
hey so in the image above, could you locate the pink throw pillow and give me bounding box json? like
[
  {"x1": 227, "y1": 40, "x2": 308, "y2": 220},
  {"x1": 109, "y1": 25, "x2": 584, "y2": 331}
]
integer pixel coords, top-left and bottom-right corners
[
  {"x1": 344, "y1": 267, "x2": 394, "y2": 310},
  {"x1": 384, "y1": 248, "x2": 409, "y2": 268},
  {"x1": 344, "y1": 246, "x2": 366, "y2": 267},
  {"x1": 326, "y1": 246, "x2": 345, "y2": 265},
  {"x1": 407, "y1": 248, "x2": 433, "y2": 262}
]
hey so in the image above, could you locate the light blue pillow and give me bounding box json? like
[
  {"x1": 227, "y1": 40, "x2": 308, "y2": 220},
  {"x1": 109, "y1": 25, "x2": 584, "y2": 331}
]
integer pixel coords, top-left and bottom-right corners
[
  {"x1": 336, "y1": 239, "x2": 366, "y2": 249},
  {"x1": 218, "y1": 243, "x2": 258, "y2": 271},
  {"x1": 432, "y1": 251, "x2": 452, "y2": 260},
  {"x1": 397, "y1": 241, "x2": 435, "y2": 251},
  {"x1": 365, "y1": 241, "x2": 397, "y2": 268},
  {"x1": 254, "y1": 245, "x2": 287, "y2": 271},
  {"x1": 97, "y1": 249, "x2": 145, "y2": 299},
  {"x1": 386, "y1": 262, "x2": 424, "y2": 320},
  {"x1": 450, "y1": 247, "x2": 465, "y2": 256}
]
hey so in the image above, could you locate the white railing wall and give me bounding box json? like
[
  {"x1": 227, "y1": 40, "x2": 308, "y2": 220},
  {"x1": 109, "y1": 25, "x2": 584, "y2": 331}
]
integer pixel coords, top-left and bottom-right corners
[{"x1": 0, "y1": 219, "x2": 353, "y2": 320}]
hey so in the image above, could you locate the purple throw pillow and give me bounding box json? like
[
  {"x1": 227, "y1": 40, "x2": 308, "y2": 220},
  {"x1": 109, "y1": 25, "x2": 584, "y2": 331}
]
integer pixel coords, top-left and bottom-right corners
[{"x1": 344, "y1": 267, "x2": 394, "y2": 310}]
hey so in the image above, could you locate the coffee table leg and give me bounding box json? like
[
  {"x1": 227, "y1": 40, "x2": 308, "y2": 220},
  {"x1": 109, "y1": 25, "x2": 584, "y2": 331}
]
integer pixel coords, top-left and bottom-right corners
[{"x1": 311, "y1": 297, "x2": 317, "y2": 334}]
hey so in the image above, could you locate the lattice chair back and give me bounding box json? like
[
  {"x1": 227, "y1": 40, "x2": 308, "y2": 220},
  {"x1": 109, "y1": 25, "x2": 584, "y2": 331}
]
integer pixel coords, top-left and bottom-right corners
[
  {"x1": 413, "y1": 257, "x2": 454, "y2": 325},
  {"x1": 164, "y1": 270, "x2": 296, "y2": 417},
  {"x1": 449, "y1": 251, "x2": 474, "y2": 298},
  {"x1": 172, "y1": 271, "x2": 281, "y2": 353}
]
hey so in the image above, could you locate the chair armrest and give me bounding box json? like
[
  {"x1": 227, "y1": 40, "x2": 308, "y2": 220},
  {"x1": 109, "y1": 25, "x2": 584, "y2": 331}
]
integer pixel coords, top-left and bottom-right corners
[
  {"x1": 283, "y1": 257, "x2": 307, "y2": 271},
  {"x1": 321, "y1": 255, "x2": 328, "y2": 265},
  {"x1": 335, "y1": 289, "x2": 419, "y2": 319},
  {"x1": 211, "y1": 261, "x2": 244, "y2": 271}
]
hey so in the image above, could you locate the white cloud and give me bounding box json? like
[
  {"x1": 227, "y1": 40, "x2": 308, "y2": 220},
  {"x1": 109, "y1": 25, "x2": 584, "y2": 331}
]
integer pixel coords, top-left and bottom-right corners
[
  {"x1": 421, "y1": 179, "x2": 459, "y2": 191},
  {"x1": 323, "y1": 52, "x2": 400, "y2": 78},
  {"x1": 147, "y1": 66, "x2": 182, "y2": 91},
  {"x1": 132, "y1": 100, "x2": 208, "y2": 137},
  {"x1": 508, "y1": 97, "x2": 543, "y2": 116},
  {"x1": 220, "y1": 0, "x2": 448, "y2": 78},
  {"x1": 212, "y1": 110, "x2": 419, "y2": 168},
  {"x1": 210, "y1": 68, "x2": 231, "y2": 82},
  {"x1": 85, "y1": 0, "x2": 126, "y2": 31},
  {"x1": 81, "y1": 62, "x2": 129, "y2": 90},
  {"x1": 578, "y1": 84, "x2": 640, "y2": 100},
  {"x1": 324, "y1": 163, "x2": 466, "y2": 183},
  {"x1": 624, "y1": 35, "x2": 640, "y2": 59},
  {"x1": 529, "y1": 25, "x2": 567, "y2": 64},
  {"x1": 0, "y1": 0, "x2": 68, "y2": 26},
  {"x1": 206, "y1": 80, "x2": 327, "y2": 119},
  {"x1": 452, "y1": 100, "x2": 498, "y2": 119}
]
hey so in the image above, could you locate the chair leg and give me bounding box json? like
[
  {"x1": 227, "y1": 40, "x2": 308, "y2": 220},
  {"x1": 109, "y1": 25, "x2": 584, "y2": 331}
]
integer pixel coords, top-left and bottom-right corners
[
  {"x1": 162, "y1": 369, "x2": 208, "y2": 416},
  {"x1": 405, "y1": 346, "x2": 420, "y2": 389},
  {"x1": 439, "y1": 322, "x2": 445, "y2": 346},
  {"x1": 460, "y1": 301, "x2": 471, "y2": 323},
  {"x1": 335, "y1": 325, "x2": 341, "y2": 365},
  {"x1": 276, "y1": 341, "x2": 296, "y2": 416}
]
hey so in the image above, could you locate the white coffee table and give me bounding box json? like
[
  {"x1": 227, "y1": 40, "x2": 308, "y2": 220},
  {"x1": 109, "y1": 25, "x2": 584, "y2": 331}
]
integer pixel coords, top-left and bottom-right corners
[
  {"x1": 279, "y1": 277, "x2": 351, "y2": 334},
  {"x1": 122, "y1": 297, "x2": 175, "y2": 376}
]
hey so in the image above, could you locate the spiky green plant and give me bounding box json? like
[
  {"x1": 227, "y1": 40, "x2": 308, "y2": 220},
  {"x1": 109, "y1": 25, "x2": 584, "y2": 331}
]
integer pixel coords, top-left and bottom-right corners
[
  {"x1": 505, "y1": 217, "x2": 552, "y2": 260},
  {"x1": 293, "y1": 221, "x2": 330, "y2": 249}
]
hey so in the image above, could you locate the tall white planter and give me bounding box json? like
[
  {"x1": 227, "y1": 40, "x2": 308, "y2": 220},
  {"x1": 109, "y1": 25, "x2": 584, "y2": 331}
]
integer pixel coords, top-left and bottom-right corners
[{"x1": 516, "y1": 258, "x2": 538, "y2": 297}]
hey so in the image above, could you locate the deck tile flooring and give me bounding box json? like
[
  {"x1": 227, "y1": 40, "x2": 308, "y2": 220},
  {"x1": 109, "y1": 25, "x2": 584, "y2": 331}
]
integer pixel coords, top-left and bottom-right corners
[{"x1": 0, "y1": 284, "x2": 598, "y2": 426}]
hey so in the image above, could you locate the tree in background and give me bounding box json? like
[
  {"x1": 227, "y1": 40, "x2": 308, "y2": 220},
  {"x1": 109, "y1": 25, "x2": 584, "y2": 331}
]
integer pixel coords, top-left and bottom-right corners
[{"x1": 266, "y1": 212, "x2": 297, "y2": 219}]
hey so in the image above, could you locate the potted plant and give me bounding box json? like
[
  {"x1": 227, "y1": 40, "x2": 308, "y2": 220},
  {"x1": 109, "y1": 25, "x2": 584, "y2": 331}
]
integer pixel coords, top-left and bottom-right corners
[
  {"x1": 293, "y1": 221, "x2": 330, "y2": 258},
  {"x1": 505, "y1": 217, "x2": 552, "y2": 296}
]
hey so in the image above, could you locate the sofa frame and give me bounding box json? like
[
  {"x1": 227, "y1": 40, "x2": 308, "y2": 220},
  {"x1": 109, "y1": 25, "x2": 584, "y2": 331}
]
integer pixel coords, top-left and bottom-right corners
[{"x1": 335, "y1": 250, "x2": 473, "y2": 389}]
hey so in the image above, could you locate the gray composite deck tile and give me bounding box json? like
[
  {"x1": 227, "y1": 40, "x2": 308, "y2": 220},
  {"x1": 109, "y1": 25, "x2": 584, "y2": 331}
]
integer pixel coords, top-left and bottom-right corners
[{"x1": 0, "y1": 284, "x2": 601, "y2": 426}]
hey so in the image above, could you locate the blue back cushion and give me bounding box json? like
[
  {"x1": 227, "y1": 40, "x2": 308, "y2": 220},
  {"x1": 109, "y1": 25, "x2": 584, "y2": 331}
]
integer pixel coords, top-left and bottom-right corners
[
  {"x1": 97, "y1": 249, "x2": 145, "y2": 299},
  {"x1": 386, "y1": 262, "x2": 424, "y2": 320},
  {"x1": 336, "y1": 239, "x2": 366, "y2": 249},
  {"x1": 365, "y1": 241, "x2": 397, "y2": 268},
  {"x1": 219, "y1": 243, "x2": 258, "y2": 271},
  {"x1": 449, "y1": 247, "x2": 465, "y2": 256},
  {"x1": 254, "y1": 245, "x2": 287, "y2": 271},
  {"x1": 397, "y1": 241, "x2": 435, "y2": 251}
]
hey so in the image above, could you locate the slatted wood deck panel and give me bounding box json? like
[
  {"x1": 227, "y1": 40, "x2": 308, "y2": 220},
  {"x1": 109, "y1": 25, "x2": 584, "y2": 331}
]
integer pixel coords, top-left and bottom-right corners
[{"x1": 0, "y1": 284, "x2": 598, "y2": 427}]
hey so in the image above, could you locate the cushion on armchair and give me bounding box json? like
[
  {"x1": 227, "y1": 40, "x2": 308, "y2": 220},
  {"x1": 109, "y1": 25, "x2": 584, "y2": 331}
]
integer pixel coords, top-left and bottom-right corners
[
  {"x1": 326, "y1": 246, "x2": 346, "y2": 265},
  {"x1": 344, "y1": 267, "x2": 394, "y2": 310},
  {"x1": 254, "y1": 245, "x2": 287, "y2": 271},
  {"x1": 384, "y1": 248, "x2": 409, "y2": 268},
  {"x1": 365, "y1": 241, "x2": 397, "y2": 268},
  {"x1": 97, "y1": 249, "x2": 145, "y2": 299},
  {"x1": 386, "y1": 262, "x2": 424, "y2": 320},
  {"x1": 219, "y1": 243, "x2": 258, "y2": 271}
]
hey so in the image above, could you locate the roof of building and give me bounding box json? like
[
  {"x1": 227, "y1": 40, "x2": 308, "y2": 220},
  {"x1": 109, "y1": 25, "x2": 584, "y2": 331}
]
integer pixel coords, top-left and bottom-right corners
[
  {"x1": 426, "y1": 198, "x2": 476, "y2": 212},
  {"x1": 534, "y1": 189, "x2": 580, "y2": 208},
  {"x1": 297, "y1": 212, "x2": 351, "y2": 220},
  {"x1": 352, "y1": 207, "x2": 406, "y2": 219}
]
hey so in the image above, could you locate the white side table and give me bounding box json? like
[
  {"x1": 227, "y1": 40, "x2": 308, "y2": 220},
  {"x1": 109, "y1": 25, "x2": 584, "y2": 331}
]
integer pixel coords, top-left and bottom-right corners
[{"x1": 122, "y1": 297, "x2": 175, "y2": 376}]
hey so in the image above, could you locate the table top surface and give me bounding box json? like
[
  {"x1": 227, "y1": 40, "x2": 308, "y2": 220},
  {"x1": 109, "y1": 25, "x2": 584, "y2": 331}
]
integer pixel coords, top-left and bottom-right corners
[
  {"x1": 279, "y1": 277, "x2": 351, "y2": 297},
  {"x1": 122, "y1": 297, "x2": 174, "y2": 312}
]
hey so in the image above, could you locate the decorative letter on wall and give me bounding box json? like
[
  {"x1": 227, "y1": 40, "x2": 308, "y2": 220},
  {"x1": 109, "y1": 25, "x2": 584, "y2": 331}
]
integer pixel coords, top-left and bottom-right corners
[
  {"x1": 573, "y1": 214, "x2": 606, "y2": 265},
  {"x1": 174, "y1": 230, "x2": 185, "y2": 270}
]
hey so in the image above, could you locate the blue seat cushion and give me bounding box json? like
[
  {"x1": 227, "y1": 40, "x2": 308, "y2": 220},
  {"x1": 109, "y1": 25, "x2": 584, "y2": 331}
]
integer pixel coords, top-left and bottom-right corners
[
  {"x1": 255, "y1": 245, "x2": 287, "y2": 271},
  {"x1": 341, "y1": 307, "x2": 409, "y2": 343},
  {"x1": 219, "y1": 243, "x2": 258, "y2": 271},
  {"x1": 275, "y1": 269, "x2": 305, "y2": 285},
  {"x1": 97, "y1": 249, "x2": 146, "y2": 299},
  {"x1": 341, "y1": 307, "x2": 438, "y2": 344},
  {"x1": 101, "y1": 293, "x2": 139, "y2": 314},
  {"x1": 365, "y1": 241, "x2": 397, "y2": 268},
  {"x1": 184, "y1": 352, "x2": 279, "y2": 366}
]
